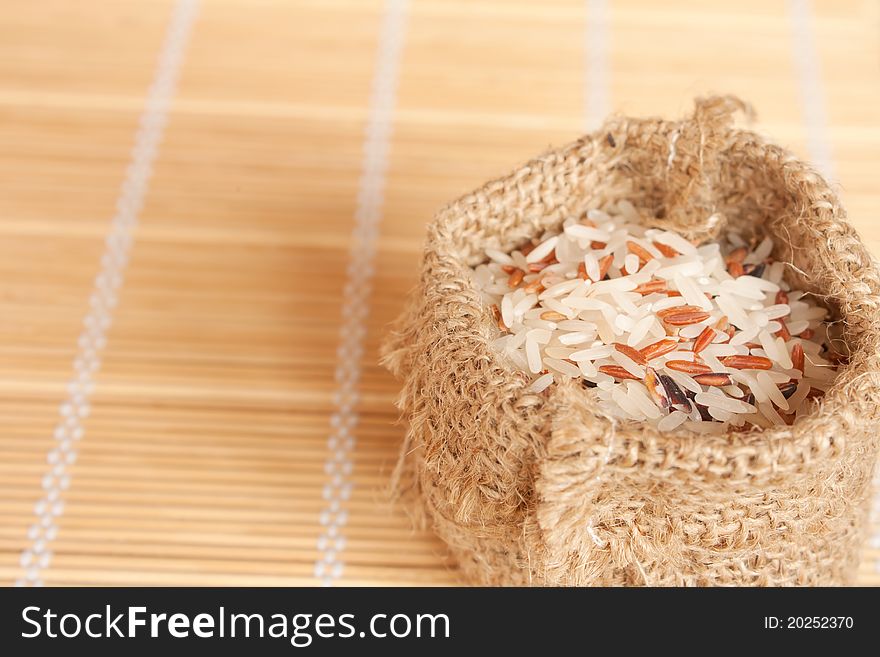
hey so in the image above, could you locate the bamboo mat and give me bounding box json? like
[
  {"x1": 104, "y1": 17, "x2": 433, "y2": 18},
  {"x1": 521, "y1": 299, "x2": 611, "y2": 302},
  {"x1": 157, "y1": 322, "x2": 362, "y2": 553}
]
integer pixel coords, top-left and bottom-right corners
[{"x1": 1, "y1": 0, "x2": 878, "y2": 587}]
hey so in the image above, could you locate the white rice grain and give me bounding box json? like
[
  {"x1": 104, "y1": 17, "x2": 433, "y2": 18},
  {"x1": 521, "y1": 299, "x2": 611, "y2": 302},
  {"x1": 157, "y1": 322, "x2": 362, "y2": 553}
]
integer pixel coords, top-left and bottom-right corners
[
  {"x1": 523, "y1": 319, "x2": 556, "y2": 331},
  {"x1": 625, "y1": 382, "x2": 663, "y2": 419},
  {"x1": 611, "y1": 351, "x2": 646, "y2": 379},
  {"x1": 545, "y1": 357, "x2": 581, "y2": 378},
  {"x1": 563, "y1": 296, "x2": 614, "y2": 312},
  {"x1": 723, "y1": 385, "x2": 745, "y2": 398},
  {"x1": 570, "y1": 345, "x2": 615, "y2": 361},
  {"x1": 708, "y1": 406, "x2": 732, "y2": 422},
  {"x1": 786, "y1": 319, "x2": 810, "y2": 335},
  {"x1": 525, "y1": 338, "x2": 542, "y2": 373},
  {"x1": 675, "y1": 273, "x2": 713, "y2": 311},
  {"x1": 541, "y1": 297, "x2": 576, "y2": 319},
  {"x1": 527, "y1": 328, "x2": 552, "y2": 344},
  {"x1": 556, "y1": 319, "x2": 598, "y2": 332},
  {"x1": 652, "y1": 296, "x2": 688, "y2": 312},
  {"x1": 624, "y1": 253, "x2": 640, "y2": 275},
  {"x1": 701, "y1": 352, "x2": 728, "y2": 373},
  {"x1": 746, "y1": 236, "x2": 774, "y2": 264},
  {"x1": 525, "y1": 236, "x2": 559, "y2": 263},
  {"x1": 654, "y1": 231, "x2": 698, "y2": 255},
  {"x1": 716, "y1": 293, "x2": 753, "y2": 330},
  {"x1": 768, "y1": 261, "x2": 785, "y2": 284},
  {"x1": 758, "y1": 401, "x2": 786, "y2": 426},
  {"x1": 526, "y1": 373, "x2": 554, "y2": 393},
  {"x1": 763, "y1": 370, "x2": 792, "y2": 384},
  {"x1": 579, "y1": 360, "x2": 599, "y2": 378},
  {"x1": 500, "y1": 294, "x2": 514, "y2": 328},
  {"x1": 565, "y1": 224, "x2": 611, "y2": 243},
  {"x1": 655, "y1": 258, "x2": 704, "y2": 279},
  {"x1": 666, "y1": 370, "x2": 702, "y2": 395},
  {"x1": 679, "y1": 323, "x2": 711, "y2": 340},
  {"x1": 790, "y1": 305, "x2": 828, "y2": 321},
  {"x1": 664, "y1": 351, "x2": 695, "y2": 361},
  {"x1": 627, "y1": 315, "x2": 655, "y2": 347},
  {"x1": 558, "y1": 331, "x2": 594, "y2": 346},
  {"x1": 757, "y1": 371, "x2": 789, "y2": 410},
  {"x1": 657, "y1": 410, "x2": 688, "y2": 431},
  {"x1": 776, "y1": 337, "x2": 793, "y2": 369},
  {"x1": 513, "y1": 293, "x2": 539, "y2": 317},
  {"x1": 758, "y1": 329, "x2": 781, "y2": 361},
  {"x1": 612, "y1": 388, "x2": 645, "y2": 420},
  {"x1": 763, "y1": 304, "x2": 790, "y2": 319},
  {"x1": 721, "y1": 279, "x2": 766, "y2": 301},
  {"x1": 486, "y1": 248, "x2": 515, "y2": 265},
  {"x1": 729, "y1": 370, "x2": 768, "y2": 403},
  {"x1": 539, "y1": 278, "x2": 582, "y2": 300},
  {"x1": 695, "y1": 392, "x2": 756, "y2": 414},
  {"x1": 544, "y1": 346, "x2": 576, "y2": 359},
  {"x1": 701, "y1": 344, "x2": 739, "y2": 357},
  {"x1": 729, "y1": 324, "x2": 759, "y2": 346},
  {"x1": 786, "y1": 380, "x2": 812, "y2": 412}
]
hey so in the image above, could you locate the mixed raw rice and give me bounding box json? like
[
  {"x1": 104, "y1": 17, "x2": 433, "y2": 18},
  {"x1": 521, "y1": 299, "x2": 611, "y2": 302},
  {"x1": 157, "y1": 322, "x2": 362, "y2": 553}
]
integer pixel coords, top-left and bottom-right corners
[{"x1": 471, "y1": 201, "x2": 844, "y2": 433}]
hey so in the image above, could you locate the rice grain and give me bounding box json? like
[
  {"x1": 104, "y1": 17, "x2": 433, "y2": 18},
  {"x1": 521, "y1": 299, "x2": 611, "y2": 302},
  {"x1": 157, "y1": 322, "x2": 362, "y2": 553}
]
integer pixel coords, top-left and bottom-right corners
[{"x1": 473, "y1": 210, "x2": 839, "y2": 431}]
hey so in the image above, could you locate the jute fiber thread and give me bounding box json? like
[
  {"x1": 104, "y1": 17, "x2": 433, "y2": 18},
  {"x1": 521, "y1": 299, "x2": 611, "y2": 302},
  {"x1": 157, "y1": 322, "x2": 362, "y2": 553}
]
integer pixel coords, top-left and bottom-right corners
[{"x1": 381, "y1": 97, "x2": 880, "y2": 586}]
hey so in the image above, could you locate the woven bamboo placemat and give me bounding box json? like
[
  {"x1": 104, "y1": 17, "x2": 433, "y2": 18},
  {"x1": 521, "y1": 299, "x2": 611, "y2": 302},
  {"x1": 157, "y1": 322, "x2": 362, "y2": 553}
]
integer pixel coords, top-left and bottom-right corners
[{"x1": 1, "y1": 0, "x2": 877, "y2": 586}]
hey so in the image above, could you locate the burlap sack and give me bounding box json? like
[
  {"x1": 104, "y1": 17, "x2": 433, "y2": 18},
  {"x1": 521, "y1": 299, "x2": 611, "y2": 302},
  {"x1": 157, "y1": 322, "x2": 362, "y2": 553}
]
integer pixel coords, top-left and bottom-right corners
[{"x1": 381, "y1": 97, "x2": 880, "y2": 586}]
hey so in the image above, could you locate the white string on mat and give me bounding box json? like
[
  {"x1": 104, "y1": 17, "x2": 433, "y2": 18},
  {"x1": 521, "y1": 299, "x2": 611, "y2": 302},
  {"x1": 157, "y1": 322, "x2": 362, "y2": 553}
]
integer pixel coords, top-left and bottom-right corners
[
  {"x1": 314, "y1": 0, "x2": 408, "y2": 587},
  {"x1": 787, "y1": 0, "x2": 836, "y2": 181},
  {"x1": 789, "y1": 0, "x2": 878, "y2": 575},
  {"x1": 14, "y1": 0, "x2": 200, "y2": 587},
  {"x1": 585, "y1": 0, "x2": 611, "y2": 130}
]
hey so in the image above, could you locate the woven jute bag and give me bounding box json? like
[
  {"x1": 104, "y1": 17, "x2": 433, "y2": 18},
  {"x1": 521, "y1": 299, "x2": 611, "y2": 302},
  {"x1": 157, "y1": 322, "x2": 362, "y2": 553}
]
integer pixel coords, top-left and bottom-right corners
[{"x1": 381, "y1": 97, "x2": 880, "y2": 586}]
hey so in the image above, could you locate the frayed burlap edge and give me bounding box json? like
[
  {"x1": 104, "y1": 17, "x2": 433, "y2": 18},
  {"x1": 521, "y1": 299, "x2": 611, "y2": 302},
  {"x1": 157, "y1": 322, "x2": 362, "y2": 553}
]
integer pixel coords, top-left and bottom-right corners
[{"x1": 381, "y1": 96, "x2": 880, "y2": 586}]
